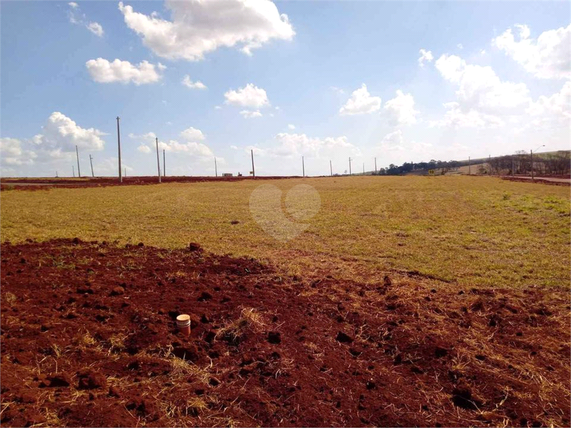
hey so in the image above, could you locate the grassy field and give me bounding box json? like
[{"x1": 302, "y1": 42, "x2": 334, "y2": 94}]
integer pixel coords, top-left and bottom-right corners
[{"x1": 1, "y1": 176, "x2": 569, "y2": 288}]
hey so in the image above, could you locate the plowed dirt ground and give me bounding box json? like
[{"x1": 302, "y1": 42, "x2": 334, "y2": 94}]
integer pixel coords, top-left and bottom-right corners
[{"x1": 1, "y1": 239, "x2": 569, "y2": 427}]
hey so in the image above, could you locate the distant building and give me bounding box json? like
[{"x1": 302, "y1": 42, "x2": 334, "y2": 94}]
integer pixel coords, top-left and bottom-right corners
[{"x1": 222, "y1": 173, "x2": 233, "y2": 177}]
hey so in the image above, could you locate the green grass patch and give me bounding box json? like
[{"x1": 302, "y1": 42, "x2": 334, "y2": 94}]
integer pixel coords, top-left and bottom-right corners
[{"x1": 1, "y1": 176, "x2": 569, "y2": 288}]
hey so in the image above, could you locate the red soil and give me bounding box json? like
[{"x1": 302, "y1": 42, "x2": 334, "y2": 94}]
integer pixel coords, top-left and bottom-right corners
[
  {"x1": 0, "y1": 176, "x2": 298, "y2": 191},
  {"x1": 1, "y1": 239, "x2": 569, "y2": 427}
]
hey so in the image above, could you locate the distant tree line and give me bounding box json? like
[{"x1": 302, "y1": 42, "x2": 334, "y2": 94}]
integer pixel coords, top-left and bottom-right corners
[
  {"x1": 374, "y1": 151, "x2": 570, "y2": 176},
  {"x1": 488, "y1": 151, "x2": 570, "y2": 176},
  {"x1": 375, "y1": 159, "x2": 468, "y2": 176}
]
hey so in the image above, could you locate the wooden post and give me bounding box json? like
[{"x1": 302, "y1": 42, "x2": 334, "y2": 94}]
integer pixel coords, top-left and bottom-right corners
[
  {"x1": 302, "y1": 156, "x2": 305, "y2": 177},
  {"x1": 75, "y1": 145, "x2": 81, "y2": 178},
  {"x1": 89, "y1": 155, "x2": 94, "y2": 177},
  {"x1": 117, "y1": 117, "x2": 122, "y2": 183},
  {"x1": 251, "y1": 149, "x2": 255, "y2": 178},
  {"x1": 214, "y1": 157, "x2": 218, "y2": 177},
  {"x1": 163, "y1": 149, "x2": 166, "y2": 177},
  {"x1": 156, "y1": 137, "x2": 162, "y2": 183}
]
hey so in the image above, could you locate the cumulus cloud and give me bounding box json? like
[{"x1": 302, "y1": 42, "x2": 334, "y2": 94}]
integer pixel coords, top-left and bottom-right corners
[
  {"x1": 429, "y1": 102, "x2": 504, "y2": 128},
  {"x1": 434, "y1": 54, "x2": 531, "y2": 127},
  {"x1": 493, "y1": 24, "x2": 571, "y2": 79},
  {"x1": 182, "y1": 75, "x2": 207, "y2": 90},
  {"x1": 269, "y1": 133, "x2": 361, "y2": 159},
  {"x1": 225, "y1": 84, "x2": 270, "y2": 108},
  {"x1": 339, "y1": 84, "x2": 381, "y2": 115},
  {"x1": 137, "y1": 144, "x2": 152, "y2": 154},
  {"x1": 67, "y1": 2, "x2": 104, "y2": 37},
  {"x1": 131, "y1": 127, "x2": 213, "y2": 157},
  {"x1": 34, "y1": 112, "x2": 106, "y2": 154},
  {"x1": 118, "y1": 0, "x2": 294, "y2": 61},
  {"x1": 86, "y1": 58, "x2": 165, "y2": 85},
  {"x1": 377, "y1": 130, "x2": 432, "y2": 155},
  {"x1": 288, "y1": 124, "x2": 296, "y2": 130},
  {"x1": 383, "y1": 90, "x2": 418, "y2": 125},
  {"x1": 240, "y1": 110, "x2": 263, "y2": 119},
  {"x1": 525, "y1": 81, "x2": 571, "y2": 129},
  {"x1": 0, "y1": 138, "x2": 37, "y2": 166},
  {"x1": 1, "y1": 113, "x2": 106, "y2": 172},
  {"x1": 180, "y1": 127, "x2": 205, "y2": 141},
  {"x1": 418, "y1": 49, "x2": 434, "y2": 67}
]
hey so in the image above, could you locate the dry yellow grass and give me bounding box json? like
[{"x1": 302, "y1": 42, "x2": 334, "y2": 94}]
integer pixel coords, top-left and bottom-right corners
[{"x1": 1, "y1": 176, "x2": 569, "y2": 288}]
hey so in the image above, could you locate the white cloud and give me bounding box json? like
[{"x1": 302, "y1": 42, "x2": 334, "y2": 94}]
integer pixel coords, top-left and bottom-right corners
[
  {"x1": 383, "y1": 90, "x2": 418, "y2": 125},
  {"x1": 418, "y1": 49, "x2": 434, "y2": 67},
  {"x1": 224, "y1": 84, "x2": 270, "y2": 108},
  {"x1": 377, "y1": 130, "x2": 433, "y2": 156},
  {"x1": 182, "y1": 75, "x2": 207, "y2": 90},
  {"x1": 493, "y1": 24, "x2": 571, "y2": 79},
  {"x1": 339, "y1": 84, "x2": 381, "y2": 116},
  {"x1": 129, "y1": 132, "x2": 157, "y2": 144},
  {"x1": 131, "y1": 128, "x2": 213, "y2": 158},
  {"x1": 270, "y1": 133, "x2": 361, "y2": 158},
  {"x1": 67, "y1": 2, "x2": 104, "y2": 37},
  {"x1": 0, "y1": 138, "x2": 37, "y2": 166},
  {"x1": 429, "y1": 102, "x2": 504, "y2": 128},
  {"x1": 86, "y1": 22, "x2": 104, "y2": 37},
  {"x1": 34, "y1": 112, "x2": 106, "y2": 154},
  {"x1": 525, "y1": 81, "x2": 571, "y2": 129},
  {"x1": 118, "y1": 0, "x2": 294, "y2": 61},
  {"x1": 288, "y1": 124, "x2": 296, "y2": 130},
  {"x1": 0, "y1": 113, "x2": 106, "y2": 169},
  {"x1": 137, "y1": 144, "x2": 152, "y2": 154},
  {"x1": 379, "y1": 130, "x2": 404, "y2": 148},
  {"x1": 180, "y1": 127, "x2": 205, "y2": 141},
  {"x1": 435, "y1": 54, "x2": 531, "y2": 117},
  {"x1": 457, "y1": 43, "x2": 463, "y2": 50},
  {"x1": 86, "y1": 58, "x2": 165, "y2": 85},
  {"x1": 240, "y1": 110, "x2": 263, "y2": 119}
]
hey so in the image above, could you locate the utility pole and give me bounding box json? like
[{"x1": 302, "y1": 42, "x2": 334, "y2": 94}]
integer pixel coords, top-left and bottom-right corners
[
  {"x1": 124, "y1": 167, "x2": 127, "y2": 178},
  {"x1": 214, "y1": 157, "x2": 218, "y2": 177},
  {"x1": 56, "y1": 171, "x2": 59, "y2": 178},
  {"x1": 468, "y1": 156, "x2": 471, "y2": 175},
  {"x1": 330, "y1": 160, "x2": 333, "y2": 177},
  {"x1": 163, "y1": 149, "x2": 166, "y2": 177},
  {"x1": 155, "y1": 137, "x2": 162, "y2": 183},
  {"x1": 116, "y1": 117, "x2": 122, "y2": 183},
  {"x1": 75, "y1": 145, "x2": 81, "y2": 178},
  {"x1": 362, "y1": 163, "x2": 365, "y2": 174},
  {"x1": 251, "y1": 149, "x2": 256, "y2": 178},
  {"x1": 302, "y1": 156, "x2": 305, "y2": 177},
  {"x1": 374, "y1": 157, "x2": 377, "y2": 173},
  {"x1": 89, "y1": 155, "x2": 94, "y2": 177},
  {"x1": 349, "y1": 157, "x2": 352, "y2": 175},
  {"x1": 72, "y1": 165, "x2": 75, "y2": 178}
]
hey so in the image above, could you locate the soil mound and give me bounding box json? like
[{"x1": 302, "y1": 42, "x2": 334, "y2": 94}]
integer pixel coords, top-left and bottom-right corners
[{"x1": 1, "y1": 239, "x2": 569, "y2": 427}]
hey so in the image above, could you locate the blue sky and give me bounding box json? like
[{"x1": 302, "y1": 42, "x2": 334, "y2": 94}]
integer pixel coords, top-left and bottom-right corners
[{"x1": 1, "y1": 1, "x2": 569, "y2": 177}]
